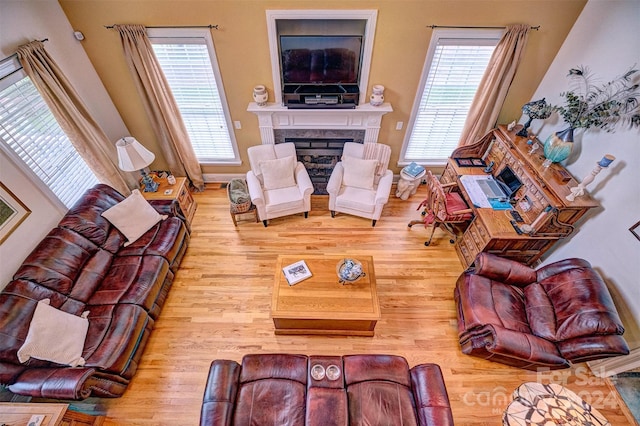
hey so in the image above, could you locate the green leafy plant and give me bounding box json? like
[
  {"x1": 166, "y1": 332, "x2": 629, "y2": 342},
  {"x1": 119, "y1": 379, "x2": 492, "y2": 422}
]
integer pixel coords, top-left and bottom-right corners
[{"x1": 552, "y1": 66, "x2": 640, "y2": 132}]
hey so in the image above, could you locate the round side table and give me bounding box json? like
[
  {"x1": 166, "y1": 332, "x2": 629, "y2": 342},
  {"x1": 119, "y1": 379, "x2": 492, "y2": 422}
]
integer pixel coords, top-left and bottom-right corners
[{"x1": 396, "y1": 167, "x2": 426, "y2": 200}]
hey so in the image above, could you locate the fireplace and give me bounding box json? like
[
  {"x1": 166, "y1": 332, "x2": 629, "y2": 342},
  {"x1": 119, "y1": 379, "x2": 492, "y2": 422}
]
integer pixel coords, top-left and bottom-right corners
[
  {"x1": 248, "y1": 100, "x2": 392, "y2": 195},
  {"x1": 274, "y1": 129, "x2": 365, "y2": 194},
  {"x1": 246, "y1": 10, "x2": 392, "y2": 194}
]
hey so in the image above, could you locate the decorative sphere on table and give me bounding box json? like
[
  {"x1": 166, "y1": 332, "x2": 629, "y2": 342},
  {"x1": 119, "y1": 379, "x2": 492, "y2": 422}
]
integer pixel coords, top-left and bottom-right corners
[{"x1": 336, "y1": 258, "x2": 366, "y2": 285}]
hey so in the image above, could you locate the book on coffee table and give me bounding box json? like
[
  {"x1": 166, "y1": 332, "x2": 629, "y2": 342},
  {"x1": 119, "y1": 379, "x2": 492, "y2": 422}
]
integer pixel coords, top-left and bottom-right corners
[{"x1": 282, "y1": 260, "x2": 312, "y2": 286}]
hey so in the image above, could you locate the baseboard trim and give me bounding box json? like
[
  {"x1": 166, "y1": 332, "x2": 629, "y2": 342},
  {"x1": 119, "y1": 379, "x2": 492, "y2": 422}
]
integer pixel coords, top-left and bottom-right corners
[
  {"x1": 203, "y1": 173, "x2": 404, "y2": 184},
  {"x1": 589, "y1": 346, "x2": 640, "y2": 377},
  {"x1": 203, "y1": 173, "x2": 246, "y2": 183}
]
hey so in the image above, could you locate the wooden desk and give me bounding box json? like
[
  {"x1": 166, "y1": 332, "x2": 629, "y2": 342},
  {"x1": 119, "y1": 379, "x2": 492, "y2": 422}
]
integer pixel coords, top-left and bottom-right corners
[
  {"x1": 443, "y1": 125, "x2": 599, "y2": 267},
  {"x1": 271, "y1": 255, "x2": 380, "y2": 336}
]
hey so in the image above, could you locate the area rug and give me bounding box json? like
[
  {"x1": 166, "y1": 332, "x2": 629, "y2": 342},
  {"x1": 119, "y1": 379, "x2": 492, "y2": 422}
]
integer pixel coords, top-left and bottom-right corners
[{"x1": 613, "y1": 371, "x2": 640, "y2": 423}]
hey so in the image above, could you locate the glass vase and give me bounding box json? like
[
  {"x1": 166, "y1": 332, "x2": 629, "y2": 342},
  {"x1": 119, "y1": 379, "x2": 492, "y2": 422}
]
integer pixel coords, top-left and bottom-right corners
[{"x1": 543, "y1": 127, "x2": 574, "y2": 167}]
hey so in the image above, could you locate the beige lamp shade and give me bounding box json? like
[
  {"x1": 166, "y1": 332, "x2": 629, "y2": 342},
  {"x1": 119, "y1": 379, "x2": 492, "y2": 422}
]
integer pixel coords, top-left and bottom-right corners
[{"x1": 116, "y1": 137, "x2": 155, "y2": 172}]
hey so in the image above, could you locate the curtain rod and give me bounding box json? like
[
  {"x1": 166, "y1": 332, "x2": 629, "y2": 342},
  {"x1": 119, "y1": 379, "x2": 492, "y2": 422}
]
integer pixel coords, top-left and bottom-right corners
[
  {"x1": 0, "y1": 38, "x2": 49, "y2": 67},
  {"x1": 427, "y1": 25, "x2": 540, "y2": 30},
  {"x1": 105, "y1": 24, "x2": 218, "y2": 30}
]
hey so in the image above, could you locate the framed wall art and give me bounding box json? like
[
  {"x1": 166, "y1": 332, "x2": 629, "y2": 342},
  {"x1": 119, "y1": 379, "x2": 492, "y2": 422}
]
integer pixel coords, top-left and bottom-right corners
[
  {"x1": 0, "y1": 182, "x2": 31, "y2": 244},
  {"x1": 630, "y1": 221, "x2": 640, "y2": 242}
]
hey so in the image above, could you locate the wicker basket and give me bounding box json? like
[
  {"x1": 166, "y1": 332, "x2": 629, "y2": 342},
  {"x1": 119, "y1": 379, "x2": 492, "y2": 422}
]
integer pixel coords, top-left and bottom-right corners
[{"x1": 227, "y1": 179, "x2": 252, "y2": 214}]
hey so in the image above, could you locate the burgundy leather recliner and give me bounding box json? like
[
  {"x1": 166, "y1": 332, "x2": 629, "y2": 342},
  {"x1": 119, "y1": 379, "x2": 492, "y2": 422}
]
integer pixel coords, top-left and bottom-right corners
[
  {"x1": 200, "y1": 354, "x2": 454, "y2": 426},
  {"x1": 454, "y1": 253, "x2": 629, "y2": 370}
]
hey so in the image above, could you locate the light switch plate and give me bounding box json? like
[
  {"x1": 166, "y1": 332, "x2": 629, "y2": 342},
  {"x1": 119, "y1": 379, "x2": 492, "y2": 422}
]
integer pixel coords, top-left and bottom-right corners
[
  {"x1": 395, "y1": 121, "x2": 404, "y2": 130},
  {"x1": 234, "y1": 121, "x2": 242, "y2": 129}
]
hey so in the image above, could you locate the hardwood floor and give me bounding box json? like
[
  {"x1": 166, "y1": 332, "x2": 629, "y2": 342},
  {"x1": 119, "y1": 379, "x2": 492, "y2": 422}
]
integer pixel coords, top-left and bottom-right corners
[{"x1": 98, "y1": 184, "x2": 635, "y2": 425}]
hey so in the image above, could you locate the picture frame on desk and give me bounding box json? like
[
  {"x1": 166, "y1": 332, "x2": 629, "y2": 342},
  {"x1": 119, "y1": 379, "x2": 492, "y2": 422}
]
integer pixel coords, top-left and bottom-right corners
[{"x1": 455, "y1": 158, "x2": 486, "y2": 168}]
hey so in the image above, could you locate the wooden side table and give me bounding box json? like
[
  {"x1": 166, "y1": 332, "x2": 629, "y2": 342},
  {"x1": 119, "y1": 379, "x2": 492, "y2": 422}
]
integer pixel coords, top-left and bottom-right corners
[
  {"x1": 141, "y1": 177, "x2": 197, "y2": 225},
  {"x1": 396, "y1": 167, "x2": 426, "y2": 200},
  {"x1": 230, "y1": 203, "x2": 258, "y2": 226}
]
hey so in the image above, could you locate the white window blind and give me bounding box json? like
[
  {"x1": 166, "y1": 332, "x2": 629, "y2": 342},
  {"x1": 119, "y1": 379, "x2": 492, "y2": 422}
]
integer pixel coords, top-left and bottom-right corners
[
  {"x1": 150, "y1": 33, "x2": 238, "y2": 163},
  {"x1": 403, "y1": 31, "x2": 500, "y2": 163},
  {"x1": 0, "y1": 74, "x2": 98, "y2": 208}
]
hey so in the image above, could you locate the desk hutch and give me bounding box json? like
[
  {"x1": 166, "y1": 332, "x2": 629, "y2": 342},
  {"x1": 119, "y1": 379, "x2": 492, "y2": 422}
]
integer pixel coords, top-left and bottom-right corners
[{"x1": 442, "y1": 125, "x2": 599, "y2": 268}]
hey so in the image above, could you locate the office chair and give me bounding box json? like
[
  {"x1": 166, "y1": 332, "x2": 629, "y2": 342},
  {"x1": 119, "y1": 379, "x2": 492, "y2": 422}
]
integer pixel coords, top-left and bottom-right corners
[{"x1": 408, "y1": 171, "x2": 473, "y2": 246}]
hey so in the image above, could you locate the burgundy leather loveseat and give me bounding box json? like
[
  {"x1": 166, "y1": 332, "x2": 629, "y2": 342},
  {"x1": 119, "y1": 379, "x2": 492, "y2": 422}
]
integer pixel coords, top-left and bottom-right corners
[
  {"x1": 455, "y1": 253, "x2": 629, "y2": 370},
  {"x1": 0, "y1": 184, "x2": 189, "y2": 399},
  {"x1": 200, "y1": 354, "x2": 454, "y2": 426}
]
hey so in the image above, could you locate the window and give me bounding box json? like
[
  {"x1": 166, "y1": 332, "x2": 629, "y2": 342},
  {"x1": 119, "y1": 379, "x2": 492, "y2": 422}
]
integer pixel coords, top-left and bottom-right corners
[
  {"x1": 401, "y1": 29, "x2": 501, "y2": 164},
  {"x1": 0, "y1": 57, "x2": 98, "y2": 208},
  {"x1": 149, "y1": 29, "x2": 239, "y2": 164}
]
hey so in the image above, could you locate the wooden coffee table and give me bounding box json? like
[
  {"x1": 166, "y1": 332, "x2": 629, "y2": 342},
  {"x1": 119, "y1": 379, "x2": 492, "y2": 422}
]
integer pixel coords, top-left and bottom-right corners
[{"x1": 271, "y1": 255, "x2": 381, "y2": 336}]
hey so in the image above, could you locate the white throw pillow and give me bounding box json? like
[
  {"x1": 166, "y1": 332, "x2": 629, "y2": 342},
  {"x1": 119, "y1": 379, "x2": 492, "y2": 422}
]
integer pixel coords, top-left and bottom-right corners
[
  {"x1": 342, "y1": 156, "x2": 377, "y2": 190},
  {"x1": 16, "y1": 299, "x2": 89, "y2": 367},
  {"x1": 260, "y1": 156, "x2": 296, "y2": 190},
  {"x1": 101, "y1": 189, "x2": 167, "y2": 246}
]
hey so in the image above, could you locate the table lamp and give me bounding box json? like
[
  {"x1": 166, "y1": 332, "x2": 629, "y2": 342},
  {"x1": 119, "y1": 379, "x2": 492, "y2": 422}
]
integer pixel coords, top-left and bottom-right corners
[
  {"x1": 116, "y1": 137, "x2": 159, "y2": 192},
  {"x1": 516, "y1": 98, "x2": 552, "y2": 137}
]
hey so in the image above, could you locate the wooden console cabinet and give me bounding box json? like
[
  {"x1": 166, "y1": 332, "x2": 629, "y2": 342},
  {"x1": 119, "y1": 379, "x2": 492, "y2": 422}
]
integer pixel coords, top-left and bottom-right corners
[{"x1": 442, "y1": 125, "x2": 599, "y2": 268}]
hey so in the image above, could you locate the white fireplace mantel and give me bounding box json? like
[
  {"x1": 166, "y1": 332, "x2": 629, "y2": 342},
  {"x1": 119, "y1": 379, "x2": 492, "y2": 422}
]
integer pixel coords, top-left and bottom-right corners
[{"x1": 247, "y1": 102, "x2": 393, "y2": 144}]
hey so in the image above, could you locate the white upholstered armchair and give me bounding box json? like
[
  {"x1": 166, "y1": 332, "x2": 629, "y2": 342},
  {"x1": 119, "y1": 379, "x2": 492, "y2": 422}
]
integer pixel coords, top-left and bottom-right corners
[
  {"x1": 246, "y1": 143, "x2": 314, "y2": 227},
  {"x1": 327, "y1": 142, "x2": 393, "y2": 227}
]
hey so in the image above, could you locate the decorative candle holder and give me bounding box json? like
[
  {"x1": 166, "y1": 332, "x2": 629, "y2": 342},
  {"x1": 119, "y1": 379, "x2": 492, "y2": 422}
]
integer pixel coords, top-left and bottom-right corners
[
  {"x1": 370, "y1": 85, "x2": 384, "y2": 106},
  {"x1": 566, "y1": 154, "x2": 615, "y2": 202},
  {"x1": 253, "y1": 85, "x2": 268, "y2": 106}
]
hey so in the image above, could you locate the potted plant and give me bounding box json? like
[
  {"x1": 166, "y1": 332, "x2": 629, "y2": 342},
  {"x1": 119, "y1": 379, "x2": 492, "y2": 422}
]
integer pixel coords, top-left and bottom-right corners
[{"x1": 543, "y1": 66, "x2": 640, "y2": 166}]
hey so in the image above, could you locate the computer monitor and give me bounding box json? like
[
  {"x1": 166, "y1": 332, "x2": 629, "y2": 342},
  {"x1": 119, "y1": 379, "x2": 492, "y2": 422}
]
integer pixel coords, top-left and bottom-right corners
[{"x1": 496, "y1": 165, "x2": 523, "y2": 199}]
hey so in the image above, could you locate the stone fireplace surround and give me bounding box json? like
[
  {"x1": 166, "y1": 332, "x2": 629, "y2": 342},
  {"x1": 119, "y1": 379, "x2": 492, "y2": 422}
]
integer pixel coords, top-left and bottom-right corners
[{"x1": 275, "y1": 129, "x2": 365, "y2": 194}]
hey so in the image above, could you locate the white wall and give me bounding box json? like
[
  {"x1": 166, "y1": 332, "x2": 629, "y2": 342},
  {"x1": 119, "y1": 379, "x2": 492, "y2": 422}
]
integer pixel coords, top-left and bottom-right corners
[
  {"x1": 527, "y1": 0, "x2": 640, "y2": 347},
  {"x1": 0, "y1": 152, "x2": 64, "y2": 286},
  {"x1": 0, "y1": 0, "x2": 129, "y2": 287}
]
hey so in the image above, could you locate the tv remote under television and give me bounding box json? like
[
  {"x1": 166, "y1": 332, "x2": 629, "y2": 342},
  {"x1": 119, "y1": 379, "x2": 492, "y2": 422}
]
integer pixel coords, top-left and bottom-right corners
[{"x1": 510, "y1": 210, "x2": 524, "y2": 223}]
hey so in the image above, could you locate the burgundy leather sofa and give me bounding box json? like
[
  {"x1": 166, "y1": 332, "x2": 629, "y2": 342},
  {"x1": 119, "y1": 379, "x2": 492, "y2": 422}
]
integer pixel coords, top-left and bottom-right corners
[
  {"x1": 200, "y1": 354, "x2": 454, "y2": 426},
  {"x1": 0, "y1": 184, "x2": 189, "y2": 399},
  {"x1": 455, "y1": 253, "x2": 629, "y2": 370}
]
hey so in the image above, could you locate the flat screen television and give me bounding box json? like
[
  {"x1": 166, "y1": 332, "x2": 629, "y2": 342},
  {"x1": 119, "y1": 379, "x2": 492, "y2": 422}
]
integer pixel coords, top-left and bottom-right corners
[
  {"x1": 279, "y1": 35, "x2": 363, "y2": 85},
  {"x1": 496, "y1": 165, "x2": 523, "y2": 199}
]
